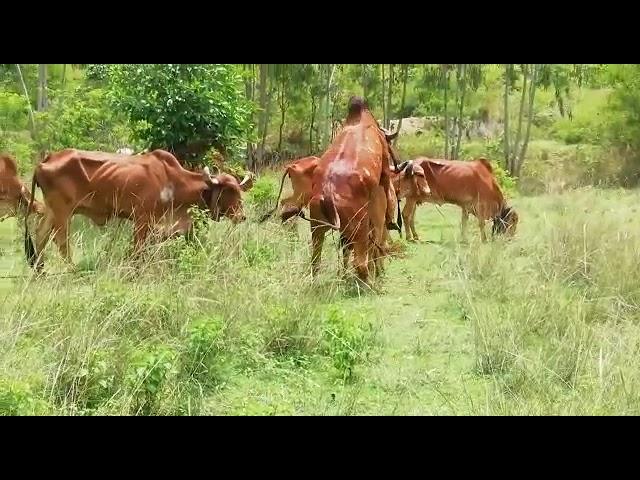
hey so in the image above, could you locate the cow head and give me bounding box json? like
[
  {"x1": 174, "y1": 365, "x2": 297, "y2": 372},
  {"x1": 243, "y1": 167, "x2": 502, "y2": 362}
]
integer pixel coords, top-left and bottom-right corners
[
  {"x1": 492, "y1": 205, "x2": 519, "y2": 237},
  {"x1": 392, "y1": 160, "x2": 431, "y2": 200},
  {"x1": 201, "y1": 167, "x2": 254, "y2": 224}
]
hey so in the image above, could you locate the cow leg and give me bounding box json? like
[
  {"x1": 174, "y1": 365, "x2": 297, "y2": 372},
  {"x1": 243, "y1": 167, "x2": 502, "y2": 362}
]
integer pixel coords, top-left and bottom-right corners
[
  {"x1": 409, "y1": 203, "x2": 420, "y2": 242},
  {"x1": 311, "y1": 225, "x2": 328, "y2": 277},
  {"x1": 35, "y1": 211, "x2": 55, "y2": 268},
  {"x1": 339, "y1": 234, "x2": 351, "y2": 274},
  {"x1": 52, "y1": 219, "x2": 72, "y2": 264},
  {"x1": 403, "y1": 199, "x2": 420, "y2": 242},
  {"x1": 478, "y1": 217, "x2": 488, "y2": 243},
  {"x1": 352, "y1": 233, "x2": 370, "y2": 285},
  {"x1": 133, "y1": 219, "x2": 151, "y2": 253},
  {"x1": 461, "y1": 208, "x2": 469, "y2": 242},
  {"x1": 381, "y1": 172, "x2": 400, "y2": 232}
]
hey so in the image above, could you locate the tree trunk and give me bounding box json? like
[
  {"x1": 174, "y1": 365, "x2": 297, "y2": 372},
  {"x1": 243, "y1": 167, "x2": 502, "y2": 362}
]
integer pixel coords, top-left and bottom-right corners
[
  {"x1": 62, "y1": 64, "x2": 67, "y2": 87},
  {"x1": 381, "y1": 64, "x2": 387, "y2": 127},
  {"x1": 386, "y1": 64, "x2": 394, "y2": 129},
  {"x1": 503, "y1": 64, "x2": 511, "y2": 168},
  {"x1": 15, "y1": 64, "x2": 36, "y2": 135},
  {"x1": 511, "y1": 64, "x2": 528, "y2": 175},
  {"x1": 444, "y1": 69, "x2": 450, "y2": 159},
  {"x1": 450, "y1": 64, "x2": 462, "y2": 159},
  {"x1": 517, "y1": 64, "x2": 539, "y2": 177},
  {"x1": 323, "y1": 64, "x2": 336, "y2": 146},
  {"x1": 244, "y1": 64, "x2": 255, "y2": 168},
  {"x1": 395, "y1": 64, "x2": 409, "y2": 146},
  {"x1": 362, "y1": 65, "x2": 368, "y2": 99},
  {"x1": 277, "y1": 68, "x2": 288, "y2": 153},
  {"x1": 37, "y1": 64, "x2": 48, "y2": 111},
  {"x1": 453, "y1": 64, "x2": 467, "y2": 160},
  {"x1": 256, "y1": 64, "x2": 269, "y2": 166},
  {"x1": 309, "y1": 94, "x2": 318, "y2": 155}
]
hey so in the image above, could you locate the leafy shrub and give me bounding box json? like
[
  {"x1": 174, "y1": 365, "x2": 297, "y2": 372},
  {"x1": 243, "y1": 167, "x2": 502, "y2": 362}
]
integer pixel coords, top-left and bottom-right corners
[
  {"x1": 0, "y1": 379, "x2": 49, "y2": 416},
  {"x1": 36, "y1": 86, "x2": 136, "y2": 152},
  {"x1": 181, "y1": 316, "x2": 224, "y2": 386},
  {"x1": 323, "y1": 307, "x2": 374, "y2": 382},
  {"x1": 0, "y1": 91, "x2": 29, "y2": 130},
  {"x1": 107, "y1": 64, "x2": 254, "y2": 165},
  {"x1": 125, "y1": 344, "x2": 177, "y2": 415}
]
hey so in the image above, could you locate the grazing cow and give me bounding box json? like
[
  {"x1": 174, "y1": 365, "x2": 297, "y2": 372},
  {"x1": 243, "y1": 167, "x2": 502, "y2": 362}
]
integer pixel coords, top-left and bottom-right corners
[
  {"x1": 0, "y1": 154, "x2": 44, "y2": 221},
  {"x1": 304, "y1": 96, "x2": 399, "y2": 284},
  {"x1": 393, "y1": 157, "x2": 518, "y2": 242},
  {"x1": 259, "y1": 156, "x2": 321, "y2": 224},
  {"x1": 24, "y1": 149, "x2": 254, "y2": 269},
  {"x1": 262, "y1": 125, "x2": 402, "y2": 227}
]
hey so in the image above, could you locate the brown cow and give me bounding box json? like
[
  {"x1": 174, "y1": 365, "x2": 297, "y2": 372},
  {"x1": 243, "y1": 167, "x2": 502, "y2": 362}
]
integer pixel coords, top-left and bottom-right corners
[
  {"x1": 262, "y1": 123, "x2": 402, "y2": 227},
  {"x1": 259, "y1": 156, "x2": 321, "y2": 224},
  {"x1": 24, "y1": 149, "x2": 254, "y2": 269},
  {"x1": 0, "y1": 154, "x2": 44, "y2": 221},
  {"x1": 393, "y1": 157, "x2": 518, "y2": 242},
  {"x1": 305, "y1": 96, "x2": 398, "y2": 284}
]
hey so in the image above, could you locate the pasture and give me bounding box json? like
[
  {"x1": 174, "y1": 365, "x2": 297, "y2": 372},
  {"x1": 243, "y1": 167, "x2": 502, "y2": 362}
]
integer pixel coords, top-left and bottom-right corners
[{"x1": 2, "y1": 180, "x2": 638, "y2": 416}]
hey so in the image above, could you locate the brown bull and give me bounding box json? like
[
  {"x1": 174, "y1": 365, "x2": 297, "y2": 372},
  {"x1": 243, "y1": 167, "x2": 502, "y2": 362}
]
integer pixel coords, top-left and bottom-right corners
[
  {"x1": 305, "y1": 96, "x2": 398, "y2": 284},
  {"x1": 0, "y1": 154, "x2": 44, "y2": 221},
  {"x1": 24, "y1": 149, "x2": 254, "y2": 270},
  {"x1": 393, "y1": 157, "x2": 518, "y2": 242}
]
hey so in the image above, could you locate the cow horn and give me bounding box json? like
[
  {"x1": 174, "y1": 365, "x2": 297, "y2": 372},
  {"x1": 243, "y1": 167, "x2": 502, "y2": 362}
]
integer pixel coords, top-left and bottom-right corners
[
  {"x1": 202, "y1": 167, "x2": 220, "y2": 186},
  {"x1": 239, "y1": 172, "x2": 255, "y2": 192},
  {"x1": 382, "y1": 127, "x2": 400, "y2": 141},
  {"x1": 396, "y1": 161, "x2": 411, "y2": 173}
]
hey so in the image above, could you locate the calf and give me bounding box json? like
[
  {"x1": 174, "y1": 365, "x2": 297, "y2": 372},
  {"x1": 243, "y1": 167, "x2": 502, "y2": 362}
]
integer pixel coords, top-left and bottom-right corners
[
  {"x1": 25, "y1": 149, "x2": 254, "y2": 269},
  {"x1": 393, "y1": 157, "x2": 518, "y2": 242},
  {"x1": 0, "y1": 154, "x2": 44, "y2": 221}
]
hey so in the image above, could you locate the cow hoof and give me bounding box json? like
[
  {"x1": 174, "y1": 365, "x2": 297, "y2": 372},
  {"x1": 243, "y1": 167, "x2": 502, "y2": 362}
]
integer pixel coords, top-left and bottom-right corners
[{"x1": 387, "y1": 222, "x2": 401, "y2": 232}]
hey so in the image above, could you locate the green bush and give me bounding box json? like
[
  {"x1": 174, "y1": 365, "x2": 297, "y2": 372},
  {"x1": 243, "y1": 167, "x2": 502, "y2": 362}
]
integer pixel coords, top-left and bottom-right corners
[
  {"x1": 0, "y1": 91, "x2": 29, "y2": 130},
  {"x1": 181, "y1": 316, "x2": 224, "y2": 386},
  {"x1": 125, "y1": 344, "x2": 177, "y2": 415},
  {"x1": 107, "y1": 64, "x2": 254, "y2": 165},
  {"x1": 0, "y1": 379, "x2": 50, "y2": 416},
  {"x1": 36, "y1": 86, "x2": 136, "y2": 152},
  {"x1": 323, "y1": 307, "x2": 374, "y2": 382}
]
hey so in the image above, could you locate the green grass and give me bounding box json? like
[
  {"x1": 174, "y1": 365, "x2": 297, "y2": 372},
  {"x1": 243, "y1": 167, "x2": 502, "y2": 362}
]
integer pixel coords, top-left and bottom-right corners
[{"x1": 2, "y1": 180, "x2": 640, "y2": 415}]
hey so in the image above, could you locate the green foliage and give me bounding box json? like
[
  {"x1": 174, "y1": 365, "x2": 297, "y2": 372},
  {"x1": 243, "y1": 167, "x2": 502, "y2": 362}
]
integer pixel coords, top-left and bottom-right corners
[
  {"x1": 107, "y1": 64, "x2": 253, "y2": 164},
  {"x1": 36, "y1": 86, "x2": 135, "y2": 152},
  {"x1": 0, "y1": 131, "x2": 36, "y2": 173},
  {"x1": 246, "y1": 176, "x2": 277, "y2": 212},
  {"x1": 323, "y1": 307, "x2": 374, "y2": 382},
  {"x1": 0, "y1": 91, "x2": 29, "y2": 130},
  {"x1": 181, "y1": 317, "x2": 224, "y2": 385},
  {"x1": 0, "y1": 379, "x2": 49, "y2": 416},
  {"x1": 125, "y1": 344, "x2": 177, "y2": 415}
]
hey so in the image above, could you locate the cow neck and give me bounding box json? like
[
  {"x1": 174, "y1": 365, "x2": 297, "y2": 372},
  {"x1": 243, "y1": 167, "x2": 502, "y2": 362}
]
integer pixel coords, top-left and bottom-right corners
[{"x1": 171, "y1": 167, "x2": 209, "y2": 208}]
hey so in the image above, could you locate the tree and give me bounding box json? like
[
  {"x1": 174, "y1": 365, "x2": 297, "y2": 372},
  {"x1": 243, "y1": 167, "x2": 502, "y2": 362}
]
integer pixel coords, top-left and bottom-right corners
[
  {"x1": 107, "y1": 64, "x2": 253, "y2": 166},
  {"x1": 37, "y1": 64, "x2": 48, "y2": 111}
]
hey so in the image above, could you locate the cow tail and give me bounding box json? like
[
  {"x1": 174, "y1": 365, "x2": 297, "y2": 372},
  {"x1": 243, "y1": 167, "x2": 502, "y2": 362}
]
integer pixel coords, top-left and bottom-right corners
[
  {"x1": 259, "y1": 169, "x2": 289, "y2": 223},
  {"x1": 24, "y1": 171, "x2": 38, "y2": 268}
]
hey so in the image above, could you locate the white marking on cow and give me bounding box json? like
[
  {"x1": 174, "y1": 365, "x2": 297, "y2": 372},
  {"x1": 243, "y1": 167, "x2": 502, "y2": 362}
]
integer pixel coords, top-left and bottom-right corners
[{"x1": 160, "y1": 184, "x2": 175, "y2": 204}]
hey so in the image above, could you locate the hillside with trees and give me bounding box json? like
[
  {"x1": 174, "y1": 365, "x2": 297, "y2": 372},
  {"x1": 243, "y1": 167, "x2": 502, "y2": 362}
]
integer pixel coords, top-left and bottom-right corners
[{"x1": 2, "y1": 64, "x2": 640, "y2": 416}]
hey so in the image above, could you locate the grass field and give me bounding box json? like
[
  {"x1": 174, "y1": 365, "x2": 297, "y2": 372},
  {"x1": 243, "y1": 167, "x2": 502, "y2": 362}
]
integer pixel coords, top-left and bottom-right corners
[{"x1": 1, "y1": 183, "x2": 640, "y2": 415}]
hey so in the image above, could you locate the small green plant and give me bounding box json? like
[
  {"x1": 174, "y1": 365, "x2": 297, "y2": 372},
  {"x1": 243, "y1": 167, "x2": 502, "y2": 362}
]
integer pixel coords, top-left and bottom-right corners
[
  {"x1": 323, "y1": 307, "x2": 374, "y2": 382},
  {"x1": 181, "y1": 316, "x2": 224, "y2": 386},
  {"x1": 242, "y1": 240, "x2": 277, "y2": 267},
  {"x1": 125, "y1": 344, "x2": 177, "y2": 415},
  {"x1": 247, "y1": 177, "x2": 277, "y2": 213},
  {"x1": 0, "y1": 379, "x2": 49, "y2": 416}
]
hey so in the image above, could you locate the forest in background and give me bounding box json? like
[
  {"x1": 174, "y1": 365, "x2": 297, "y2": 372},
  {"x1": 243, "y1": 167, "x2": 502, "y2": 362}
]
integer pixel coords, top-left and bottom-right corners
[{"x1": 3, "y1": 64, "x2": 640, "y2": 193}]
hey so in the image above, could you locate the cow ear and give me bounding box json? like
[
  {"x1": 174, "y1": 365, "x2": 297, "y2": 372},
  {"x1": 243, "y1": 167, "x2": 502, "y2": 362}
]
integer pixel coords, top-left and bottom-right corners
[
  {"x1": 411, "y1": 163, "x2": 425, "y2": 177},
  {"x1": 239, "y1": 173, "x2": 255, "y2": 192}
]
